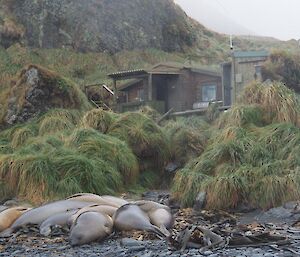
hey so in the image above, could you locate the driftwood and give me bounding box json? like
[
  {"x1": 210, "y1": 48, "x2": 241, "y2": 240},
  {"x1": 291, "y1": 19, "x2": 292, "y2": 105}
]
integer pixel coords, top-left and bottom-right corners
[{"x1": 171, "y1": 225, "x2": 290, "y2": 253}]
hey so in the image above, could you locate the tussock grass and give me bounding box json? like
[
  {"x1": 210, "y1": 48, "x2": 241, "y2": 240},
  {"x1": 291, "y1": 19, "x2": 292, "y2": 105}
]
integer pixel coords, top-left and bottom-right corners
[
  {"x1": 163, "y1": 119, "x2": 209, "y2": 166},
  {"x1": 217, "y1": 105, "x2": 263, "y2": 128},
  {"x1": 0, "y1": 153, "x2": 58, "y2": 203},
  {"x1": 172, "y1": 82, "x2": 300, "y2": 210},
  {"x1": 108, "y1": 112, "x2": 169, "y2": 172},
  {"x1": 52, "y1": 149, "x2": 122, "y2": 196},
  {"x1": 239, "y1": 81, "x2": 299, "y2": 125},
  {"x1": 172, "y1": 168, "x2": 210, "y2": 207},
  {"x1": 139, "y1": 106, "x2": 161, "y2": 121},
  {"x1": 11, "y1": 124, "x2": 38, "y2": 148},
  {"x1": 67, "y1": 128, "x2": 139, "y2": 184},
  {"x1": 249, "y1": 172, "x2": 300, "y2": 209},
  {"x1": 138, "y1": 170, "x2": 161, "y2": 189},
  {"x1": 203, "y1": 173, "x2": 247, "y2": 209},
  {"x1": 38, "y1": 109, "x2": 83, "y2": 125},
  {"x1": 39, "y1": 116, "x2": 74, "y2": 136},
  {"x1": 81, "y1": 108, "x2": 119, "y2": 133}
]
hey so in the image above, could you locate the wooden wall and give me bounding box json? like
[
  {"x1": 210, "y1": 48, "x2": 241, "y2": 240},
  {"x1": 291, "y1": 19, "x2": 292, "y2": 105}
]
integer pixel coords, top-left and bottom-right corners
[
  {"x1": 120, "y1": 70, "x2": 222, "y2": 112},
  {"x1": 165, "y1": 70, "x2": 222, "y2": 111}
]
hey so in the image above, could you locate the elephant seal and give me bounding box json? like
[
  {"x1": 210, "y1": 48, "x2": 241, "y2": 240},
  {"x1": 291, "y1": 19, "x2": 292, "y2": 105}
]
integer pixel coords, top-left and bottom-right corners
[
  {"x1": 39, "y1": 209, "x2": 78, "y2": 236},
  {"x1": 69, "y1": 211, "x2": 113, "y2": 246},
  {"x1": 68, "y1": 204, "x2": 117, "y2": 227},
  {"x1": 0, "y1": 206, "x2": 31, "y2": 232},
  {"x1": 113, "y1": 204, "x2": 167, "y2": 237},
  {"x1": 0, "y1": 200, "x2": 94, "y2": 237},
  {"x1": 132, "y1": 200, "x2": 173, "y2": 237},
  {"x1": 67, "y1": 193, "x2": 128, "y2": 208},
  {"x1": 0, "y1": 206, "x2": 8, "y2": 213}
]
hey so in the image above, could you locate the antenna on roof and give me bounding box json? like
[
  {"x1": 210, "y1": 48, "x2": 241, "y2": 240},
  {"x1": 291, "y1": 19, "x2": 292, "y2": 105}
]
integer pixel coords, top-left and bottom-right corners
[{"x1": 230, "y1": 35, "x2": 234, "y2": 51}]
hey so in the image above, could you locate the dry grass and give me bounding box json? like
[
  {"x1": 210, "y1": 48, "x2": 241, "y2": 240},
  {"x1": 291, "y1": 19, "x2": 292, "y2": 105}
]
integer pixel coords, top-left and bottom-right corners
[
  {"x1": 239, "y1": 81, "x2": 299, "y2": 125},
  {"x1": 172, "y1": 82, "x2": 300, "y2": 210},
  {"x1": 81, "y1": 108, "x2": 119, "y2": 133}
]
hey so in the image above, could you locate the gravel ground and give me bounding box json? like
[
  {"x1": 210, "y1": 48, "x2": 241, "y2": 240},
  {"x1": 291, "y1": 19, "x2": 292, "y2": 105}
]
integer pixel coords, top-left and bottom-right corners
[
  {"x1": 1, "y1": 226, "x2": 300, "y2": 257},
  {"x1": 1, "y1": 192, "x2": 300, "y2": 256}
]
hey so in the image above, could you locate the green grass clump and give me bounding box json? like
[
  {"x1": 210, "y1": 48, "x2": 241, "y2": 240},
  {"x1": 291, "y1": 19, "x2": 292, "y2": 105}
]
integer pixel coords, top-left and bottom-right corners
[
  {"x1": 52, "y1": 149, "x2": 122, "y2": 196},
  {"x1": 108, "y1": 112, "x2": 169, "y2": 172},
  {"x1": 39, "y1": 116, "x2": 74, "y2": 136},
  {"x1": 172, "y1": 82, "x2": 300, "y2": 210},
  {"x1": 81, "y1": 108, "x2": 119, "y2": 133},
  {"x1": 67, "y1": 128, "x2": 139, "y2": 185},
  {"x1": 139, "y1": 106, "x2": 161, "y2": 121},
  {"x1": 239, "y1": 81, "x2": 299, "y2": 125},
  {"x1": 11, "y1": 124, "x2": 38, "y2": 149},
  {"x1": 163, "y1": 118, "x2": 209, "y2": 166},
  {"x1": 217, "y1": 105, "x2": 263, "y2": 128}
]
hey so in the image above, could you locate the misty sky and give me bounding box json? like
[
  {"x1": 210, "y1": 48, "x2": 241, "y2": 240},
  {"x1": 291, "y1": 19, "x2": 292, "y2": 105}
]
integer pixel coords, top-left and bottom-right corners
[{"x1": 175, "y1": 0, "x2": 300, "y2": 41}]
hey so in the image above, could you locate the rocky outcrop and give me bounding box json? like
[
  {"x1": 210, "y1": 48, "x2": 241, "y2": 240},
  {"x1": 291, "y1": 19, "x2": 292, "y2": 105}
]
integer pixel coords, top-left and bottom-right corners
[
  {"x1": 6, "y1": 0, "x2": 198, "y2": 53},
  {"x1": 5, "y1": 65, "x2": 90, "y2": 125}
]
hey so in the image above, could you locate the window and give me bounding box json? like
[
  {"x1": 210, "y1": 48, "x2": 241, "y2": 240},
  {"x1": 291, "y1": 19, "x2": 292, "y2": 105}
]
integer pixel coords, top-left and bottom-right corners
[{"x1": 202, "y1": 84, "x2": 216, "y2": 102}]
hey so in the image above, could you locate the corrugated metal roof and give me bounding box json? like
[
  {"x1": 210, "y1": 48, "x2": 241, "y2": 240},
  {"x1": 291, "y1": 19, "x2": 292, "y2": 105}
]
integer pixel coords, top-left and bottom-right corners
[
  {"x1": 108, "y1": 69, "x2": 148, "y2": 79},
  {"x1": 233, "y1": 50, "x2": 269, "y2": 58},
  {"x1": 108, "y1": 62, "x2": 221, "y2": 80}
]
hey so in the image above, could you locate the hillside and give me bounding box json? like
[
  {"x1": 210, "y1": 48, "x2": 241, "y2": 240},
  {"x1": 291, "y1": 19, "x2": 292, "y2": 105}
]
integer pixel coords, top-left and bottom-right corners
[
  {"x1": 0, "y1": 0, "x2": 298, "y2": 103},
  {"x1": 1, "y1": 0, "x2": 201, "y2": 53}
]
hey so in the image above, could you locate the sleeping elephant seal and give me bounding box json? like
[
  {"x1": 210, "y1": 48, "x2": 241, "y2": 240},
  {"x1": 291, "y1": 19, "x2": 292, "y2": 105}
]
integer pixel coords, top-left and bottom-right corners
[
  {"x1": 0, "y1": 200, "x2": 94, "y2": 237},
  {"x1": 68, "y1": 204, "x2": 117, "y2": 227},
  {"x1": 0, "y1": 206, "x2": 31, "y2": 232},
  {"x1": 113, "y1": 204, "x2": 167, "y2": 237},
  {"x1": 132, "y1": 200, "x2": 173, "y2": 237},
  {"x1": 0, "y1": 206, "x2": 8, "y2": 213},
  {"x1": 39, "y1": 209, "x2": 79, "y2": 236},
  {"x1": 67, "y1": 193, "x2": 128, "y2": 208},
  {"x1": 69, "y1": 211, "x2": 113, "y2": 246}
]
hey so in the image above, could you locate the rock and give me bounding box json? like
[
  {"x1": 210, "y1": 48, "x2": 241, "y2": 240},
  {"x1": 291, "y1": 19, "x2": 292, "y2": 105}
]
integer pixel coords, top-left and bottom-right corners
[
  {"x1": 283, "y1": 201, "x2": 299, "y2": 209},
  {"x1": 127, "y1": 245, "x2": 146, "y2": 252},
  {"x1": 7, "y1": 0, "x2": 197, "y2": 53},
  {"x1": 202, "y1": 250, "x2": 213, "y2": 256},
  {"x1": 120, "y1": 238, "x2": 145, "y2": 248},
  {"x1": 3, "y1": 199, "x2": 18, "y2": 206},
  {"x1": 4, "y1": 64, "x2": 89, "y2": 125},
  {"x1": 165, "y1": 162, "x2": 179, "y2": 173},
  {"x1": 140, "y1": 252, "x2": 153, "y2": 257},
  {"x1": 193, "y1": 192, "x2": 206, "y2": 211}
]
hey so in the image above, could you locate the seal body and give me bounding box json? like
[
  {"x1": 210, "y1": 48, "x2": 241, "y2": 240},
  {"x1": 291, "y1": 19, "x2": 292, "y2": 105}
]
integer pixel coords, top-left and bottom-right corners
[
  {"x1": 0, "y1": 200, "x2": 94, "y2": 236},
  {"x1": 0, "y1": 206, "x2": 8, "y2": 213},
  {"x1": 133, "y1": 200, "x2": 173, "y2": 236},
  {"x1": 113, "y1": 204, "x2": 166, "y2": 237},
  {"x1": 68, "y1": 204, "x2": 117, "y2": 227},
  {"x1": 0, "y1": 207, "x2": 31, "y2": 232},
  {"x1": 69, "y1": 211, "x2": 113, "y2": 246},
  {"x1": 39, "y1": 209, "x2": 78, "y2": 236},
  {"x1": 67, "y1": 193, "x2": 128, "y2": 208}
]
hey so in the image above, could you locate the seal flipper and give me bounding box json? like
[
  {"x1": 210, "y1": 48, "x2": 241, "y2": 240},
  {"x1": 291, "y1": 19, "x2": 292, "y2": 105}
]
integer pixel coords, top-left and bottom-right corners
[
  {"x1": 149, "y1": 224, "x2": 168, "y2": 238},
  {"x1": 159, "y1": 225, "x2": 171, "y2": 237},
  {"x1": 0, "y1": 227, "x2": 14, "y2": 238}
]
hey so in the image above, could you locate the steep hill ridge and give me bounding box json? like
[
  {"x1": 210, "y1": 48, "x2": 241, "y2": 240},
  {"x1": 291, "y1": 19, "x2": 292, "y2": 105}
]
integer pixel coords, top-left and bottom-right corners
[{"x1": 1, "y1": 0, "x2": 204, "y2": 53}]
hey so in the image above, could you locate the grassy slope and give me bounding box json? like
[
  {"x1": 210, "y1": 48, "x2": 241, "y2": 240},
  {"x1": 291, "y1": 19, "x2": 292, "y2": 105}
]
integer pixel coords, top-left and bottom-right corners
[{"x1": 172, "y1": 81, "x2": 300, "y2": 210}]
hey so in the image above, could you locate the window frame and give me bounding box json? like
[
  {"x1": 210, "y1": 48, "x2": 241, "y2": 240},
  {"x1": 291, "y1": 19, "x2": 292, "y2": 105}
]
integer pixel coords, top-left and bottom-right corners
[{"x1": 201, "y1": 84, "x2": 217, "y2": 102}]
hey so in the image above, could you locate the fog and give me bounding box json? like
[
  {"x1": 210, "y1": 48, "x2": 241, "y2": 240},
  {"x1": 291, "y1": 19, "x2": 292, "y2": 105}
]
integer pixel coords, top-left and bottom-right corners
[{"x1": 175, "y1": 0, "x2": 300, "y2": 41}]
